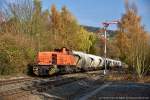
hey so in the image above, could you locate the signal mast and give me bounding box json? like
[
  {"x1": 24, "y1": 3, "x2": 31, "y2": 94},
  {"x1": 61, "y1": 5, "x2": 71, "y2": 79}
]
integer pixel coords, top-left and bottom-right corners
[{"x1": 102, "y1": 20, "x2": 119, "y2": 75}]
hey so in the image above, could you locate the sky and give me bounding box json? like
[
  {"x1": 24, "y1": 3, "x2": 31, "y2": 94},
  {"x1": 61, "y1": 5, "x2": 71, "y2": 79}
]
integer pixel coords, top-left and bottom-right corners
[
  {"x1": 0, "y1": 0, "x2": 150, "y2": 31},
  {"x1": 41, "y1": 0, "x2": 150, "y2": 31}
]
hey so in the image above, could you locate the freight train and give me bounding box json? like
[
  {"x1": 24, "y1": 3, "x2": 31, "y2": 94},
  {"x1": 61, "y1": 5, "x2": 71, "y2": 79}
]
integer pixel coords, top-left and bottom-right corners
[{"x1": 33, "y1": 47, "x2": 122, "y2": 76}]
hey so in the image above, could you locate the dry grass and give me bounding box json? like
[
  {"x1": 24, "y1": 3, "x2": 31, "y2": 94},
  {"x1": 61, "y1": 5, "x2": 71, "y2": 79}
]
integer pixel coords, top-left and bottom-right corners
[{"x1": 106, "y1": 72, "x2": 150, "y2": 83}]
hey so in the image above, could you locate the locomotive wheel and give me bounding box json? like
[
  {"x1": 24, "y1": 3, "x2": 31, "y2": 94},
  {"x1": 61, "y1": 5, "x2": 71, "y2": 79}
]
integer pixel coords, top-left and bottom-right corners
[
  {"x1": 58, "y1": 66, "x2": 66, "y2": 74},
  {"x1": 74, "y1": 67, "x2": 79, "y2": 73},
  {"x1": 64, "y1": 66, "x2": 73, "y2": 73}
]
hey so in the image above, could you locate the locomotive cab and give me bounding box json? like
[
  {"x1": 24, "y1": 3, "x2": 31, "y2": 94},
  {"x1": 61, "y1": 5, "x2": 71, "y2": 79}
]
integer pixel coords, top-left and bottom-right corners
[{"x1": 33, "y1": 47, "x2": 76, "y2": 76}]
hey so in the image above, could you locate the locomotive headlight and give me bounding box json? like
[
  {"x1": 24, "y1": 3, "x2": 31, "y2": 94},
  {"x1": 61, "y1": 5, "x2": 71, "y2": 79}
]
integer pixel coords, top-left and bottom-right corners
[{"x1": 33, "y1": 66, "x2": 38, "y2": 71}]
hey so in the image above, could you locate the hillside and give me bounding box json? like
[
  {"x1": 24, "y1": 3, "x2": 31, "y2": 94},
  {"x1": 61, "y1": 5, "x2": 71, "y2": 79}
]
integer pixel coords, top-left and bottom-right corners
[{"x1": 82, "y1": 25, "x2": 117, "y2": 37}]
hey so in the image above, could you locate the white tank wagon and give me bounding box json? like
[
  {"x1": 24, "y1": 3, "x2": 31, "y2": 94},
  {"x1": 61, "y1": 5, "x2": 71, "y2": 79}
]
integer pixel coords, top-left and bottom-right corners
[
  {"x1": 103, "y1": 58, "x2": 111, "y2": 67},
  {"x1": 72, "y1": 51, "x2": 92, "y2": 70},
  {"x1": 110, "y1": 60, "x2": 122, "y2": 67},
  {"x1": 112, "y1": 60, "x2": 117, "y2": 67},
  {"x1": 115, "y1": 61, "x2": 122, "y2": 67},
  {"x1": 73, "y1": 51, "x2": 122, "y2": 71},
  {"x1": 88, "y1": 54, "x2": 104, "y2": 69},
  {"x1": 107, "y1": 59, "x2": 113, "y2": 67},
  {"x1": 103, "y1": 58, "x2": 122, "y2": 69}
]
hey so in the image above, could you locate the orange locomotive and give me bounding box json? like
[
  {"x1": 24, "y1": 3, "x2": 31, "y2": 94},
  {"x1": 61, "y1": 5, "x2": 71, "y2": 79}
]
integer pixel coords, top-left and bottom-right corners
[{"x1": 33, "y1": 47, "x2": 78, "y2": 76}]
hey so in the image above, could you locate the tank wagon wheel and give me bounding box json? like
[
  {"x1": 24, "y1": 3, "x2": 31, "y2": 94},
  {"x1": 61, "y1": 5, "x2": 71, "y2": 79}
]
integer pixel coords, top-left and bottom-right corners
[
  {"x1": 73, "y1": 67, "x2": 80, "y2": 73},
  {"x1": 64, "y1": 66, "x2": 73, "y2": 74}
]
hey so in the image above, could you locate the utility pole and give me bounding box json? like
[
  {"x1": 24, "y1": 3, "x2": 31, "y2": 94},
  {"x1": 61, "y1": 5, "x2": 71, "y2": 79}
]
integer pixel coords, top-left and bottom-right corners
[{"x1": 102, "y1": 20, "x2": 119, "y2": 75}]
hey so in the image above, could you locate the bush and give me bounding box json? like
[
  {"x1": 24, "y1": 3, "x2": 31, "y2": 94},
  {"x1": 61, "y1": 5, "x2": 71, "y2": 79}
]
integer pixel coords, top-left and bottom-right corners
[
  {"x1": 0, "y1": 33, "x2": 36, "y2": 75},
  {"x1": 0, "y1": 50, "x2": 14, "y2": 75}
]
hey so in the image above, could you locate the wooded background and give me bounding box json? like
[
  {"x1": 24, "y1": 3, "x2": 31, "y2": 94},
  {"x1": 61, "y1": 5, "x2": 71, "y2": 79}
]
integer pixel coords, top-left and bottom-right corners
[{"x1": 0, "y1": 0, "x2": 149, "y2": 78}]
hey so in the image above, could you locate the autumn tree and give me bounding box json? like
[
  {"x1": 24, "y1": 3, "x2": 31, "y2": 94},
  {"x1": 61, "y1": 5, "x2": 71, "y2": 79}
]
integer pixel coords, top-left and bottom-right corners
[
  {"x1": 60, "y1": 6, "x2": 82, "y2": 49},
  {"x1": 49, "y1": 5, "x2": 96, "y2": 51},
  {"x1": 114, "y1": 31, "x2": 130, "y2": 61},
  {"x1": 74, "y1": 27, "x2": 96, "y2": 52},
  {"x1": 115, "y1": 1, "x2": 150, "y2": 78},
  {"x1": 50, "y1": 5, "x2": 61, "y2": 35},
  {"x1": 0, "y1": 0, "x2": 33, "y2": 34},
  {"x1": 60, "y1": 7, "x2": 96, "y2": 51},
  {"x1": 0, "y1": 1, "x2": 96, "y2": 75}
]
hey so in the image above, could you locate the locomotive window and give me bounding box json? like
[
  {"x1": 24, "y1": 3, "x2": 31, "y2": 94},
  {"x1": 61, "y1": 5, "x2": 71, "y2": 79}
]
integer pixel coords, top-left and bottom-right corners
[
  {"x1": 68, "y1": 50, "x2": 73, "y2": 54},
  {"x1": 54, "y1": 48, "x2": 61, "y2": 52},
  {"x1": 52, "y1": 54, "x2": 57, "y2": 64}
]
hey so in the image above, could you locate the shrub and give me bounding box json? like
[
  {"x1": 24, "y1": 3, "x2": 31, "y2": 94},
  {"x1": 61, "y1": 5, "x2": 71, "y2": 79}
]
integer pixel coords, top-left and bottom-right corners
[{"x1": 0, "y1": 33, "x2": 36, "y2": 75}]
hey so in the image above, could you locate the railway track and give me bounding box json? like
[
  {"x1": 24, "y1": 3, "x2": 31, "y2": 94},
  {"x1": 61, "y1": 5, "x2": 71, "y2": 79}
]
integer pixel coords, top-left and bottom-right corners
[
  {"x1": 0, "y1": 70, "x2": 104, "y2": 99},
  {"x1": 0, "y1": 70, "x2": 102, "y2": 87},
  {"x1": 0, "y1": 77, "x2": 34, "y2": 99},
  {"x1": 0, "y1": 77, "x2": 33, "y2": 86},
  {"x1": 0, "y1": 88, "x2": 27, "y2": 96},
  {"x1": 30, "y1": 71, "x2": 105, "y2": 96}
]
